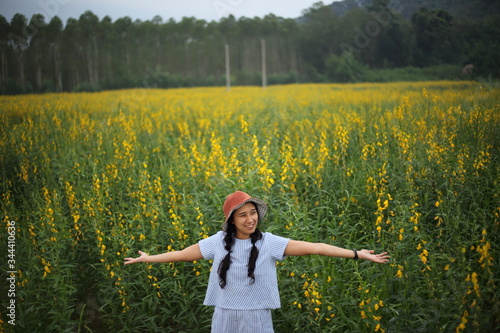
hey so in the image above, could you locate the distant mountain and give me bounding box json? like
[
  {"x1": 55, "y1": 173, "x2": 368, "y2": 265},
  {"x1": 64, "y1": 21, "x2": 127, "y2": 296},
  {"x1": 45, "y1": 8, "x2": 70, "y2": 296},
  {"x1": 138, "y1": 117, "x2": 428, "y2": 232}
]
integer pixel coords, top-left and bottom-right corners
[{"x1": 327, "y1": 0, "x2": 500, "y2": 20}]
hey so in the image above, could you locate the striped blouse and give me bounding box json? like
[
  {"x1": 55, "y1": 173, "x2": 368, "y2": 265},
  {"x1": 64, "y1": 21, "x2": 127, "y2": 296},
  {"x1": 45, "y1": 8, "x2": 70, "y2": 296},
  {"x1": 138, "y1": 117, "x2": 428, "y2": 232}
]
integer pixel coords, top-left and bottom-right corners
[{"x1": 199, "y1": 231, "x2": 290, "y2": 310}]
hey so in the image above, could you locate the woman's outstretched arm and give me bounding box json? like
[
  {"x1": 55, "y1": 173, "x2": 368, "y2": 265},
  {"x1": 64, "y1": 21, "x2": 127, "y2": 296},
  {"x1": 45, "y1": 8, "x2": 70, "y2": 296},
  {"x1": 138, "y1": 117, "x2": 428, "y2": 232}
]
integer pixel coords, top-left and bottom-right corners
[
  {"x1": 124, "y1": 243, "x2": 203, "y2": 265},
  {"x1": 284, "y1": 240, "x2": 389, "y2": 264}
]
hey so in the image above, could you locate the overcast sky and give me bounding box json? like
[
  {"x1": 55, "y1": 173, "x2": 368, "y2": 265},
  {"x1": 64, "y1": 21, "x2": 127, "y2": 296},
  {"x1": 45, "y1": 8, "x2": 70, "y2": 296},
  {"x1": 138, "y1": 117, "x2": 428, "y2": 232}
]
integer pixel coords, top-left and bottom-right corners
[{"x1": 1, "y1": 0, "x2": 334, "y2": 24}]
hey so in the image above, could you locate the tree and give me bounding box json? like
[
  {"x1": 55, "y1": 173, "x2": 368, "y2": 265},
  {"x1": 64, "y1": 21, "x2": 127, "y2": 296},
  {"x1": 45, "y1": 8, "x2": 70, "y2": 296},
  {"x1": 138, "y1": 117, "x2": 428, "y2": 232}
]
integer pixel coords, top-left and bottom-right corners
[
  {"x1": 112, "y1": 16, "x2": 134, "y2": 87},
  {"x1": 27, "y1": 14, "x2": 47, "y2": 91},
  {"x1": 0, "y1": 15, "x2": 9, "y2": 92},
  {"x1": 325, "y1": 52, "x2": 368, "y2": 82},
  {"x1": 411, "y1": 8, "x2": 456, "y2": 66},
  {"x1": 299, "y1": 2, "x2": 339, "y2": 75},
  {"x1": 62, "y1": 18, "x2": 81, "y2": 90},
  {"x1": 46, "y1": 16, "x2": 63, "y2": 91},
  {"x1": 9, "y1": 14, "x2": 29, "y2": 91},
  {"x1": 365, "y1": 0, "x2": 413, "y2": 68},
  {"x1": 98, "y1": 16, "x2": 113, "y2": 89},
  {"x1": 78, "y1": 11, "x2": 100, "y2": 88}
]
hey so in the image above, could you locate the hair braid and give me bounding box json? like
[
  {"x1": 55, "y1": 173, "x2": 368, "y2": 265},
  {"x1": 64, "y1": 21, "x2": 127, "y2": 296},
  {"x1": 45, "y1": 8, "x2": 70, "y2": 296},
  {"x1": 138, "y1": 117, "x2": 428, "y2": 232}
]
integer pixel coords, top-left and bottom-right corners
[
  {"x1": 248, "y1": 228, "x2": 262, "y2": 284},
  {"x1": 217, "y1": 222, "x2": 235, "y2": 289}
]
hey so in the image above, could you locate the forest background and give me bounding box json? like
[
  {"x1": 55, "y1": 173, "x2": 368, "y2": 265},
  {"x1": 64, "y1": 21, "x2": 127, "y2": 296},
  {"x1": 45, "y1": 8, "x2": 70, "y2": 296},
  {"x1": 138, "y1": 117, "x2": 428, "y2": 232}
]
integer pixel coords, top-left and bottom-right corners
[{"x1": 1, "y1": 0, "x2": 499, "y2": 94}]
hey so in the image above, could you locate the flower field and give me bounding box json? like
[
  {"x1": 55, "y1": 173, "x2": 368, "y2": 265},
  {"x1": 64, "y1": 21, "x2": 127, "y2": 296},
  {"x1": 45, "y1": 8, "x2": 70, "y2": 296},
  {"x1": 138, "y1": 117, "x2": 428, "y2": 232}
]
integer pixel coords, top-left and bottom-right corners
[{"x1": 1, "y1": 81, "x2": 499, "y2": 332}]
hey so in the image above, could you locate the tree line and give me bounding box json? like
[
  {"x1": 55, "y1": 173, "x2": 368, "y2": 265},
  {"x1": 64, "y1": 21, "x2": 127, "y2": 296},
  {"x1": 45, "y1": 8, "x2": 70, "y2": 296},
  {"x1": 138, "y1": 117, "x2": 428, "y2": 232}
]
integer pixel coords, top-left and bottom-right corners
[{"x1": 1, "y1": 0, "x2": 499, "y2": 94}]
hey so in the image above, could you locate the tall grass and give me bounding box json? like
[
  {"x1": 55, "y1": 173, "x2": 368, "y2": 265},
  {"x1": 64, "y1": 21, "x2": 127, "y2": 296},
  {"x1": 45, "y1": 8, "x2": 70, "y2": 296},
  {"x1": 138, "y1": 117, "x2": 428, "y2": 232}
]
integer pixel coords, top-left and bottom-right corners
[{"x1": 0, "y1": 81, "x2": 498, "y2": 332}]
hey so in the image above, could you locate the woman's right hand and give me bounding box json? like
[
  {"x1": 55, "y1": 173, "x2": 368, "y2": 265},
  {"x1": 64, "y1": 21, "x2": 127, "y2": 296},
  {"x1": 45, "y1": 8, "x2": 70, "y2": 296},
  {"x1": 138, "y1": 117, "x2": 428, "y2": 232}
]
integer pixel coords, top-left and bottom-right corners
[{"x1": 124, "y1": 250, "x2": 149, "y2": 265}]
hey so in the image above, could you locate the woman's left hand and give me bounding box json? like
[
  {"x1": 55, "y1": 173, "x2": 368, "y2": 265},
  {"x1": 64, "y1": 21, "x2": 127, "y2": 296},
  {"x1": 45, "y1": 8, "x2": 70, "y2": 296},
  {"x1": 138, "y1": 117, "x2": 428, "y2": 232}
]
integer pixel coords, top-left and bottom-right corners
[{"x1": 358, "y1": 249, "x2": 390, "y2": 263}]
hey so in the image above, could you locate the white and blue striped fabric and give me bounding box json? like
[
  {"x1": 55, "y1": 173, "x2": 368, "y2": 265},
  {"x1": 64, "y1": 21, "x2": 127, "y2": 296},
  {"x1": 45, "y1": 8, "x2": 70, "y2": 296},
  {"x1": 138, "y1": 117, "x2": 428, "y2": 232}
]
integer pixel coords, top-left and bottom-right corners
[
  {"x1": 198, "y1": 231, "x2": 290, "y2": 310},
  {"x1": 211, "y1": 307, "x2": 274, "y2": 333}
]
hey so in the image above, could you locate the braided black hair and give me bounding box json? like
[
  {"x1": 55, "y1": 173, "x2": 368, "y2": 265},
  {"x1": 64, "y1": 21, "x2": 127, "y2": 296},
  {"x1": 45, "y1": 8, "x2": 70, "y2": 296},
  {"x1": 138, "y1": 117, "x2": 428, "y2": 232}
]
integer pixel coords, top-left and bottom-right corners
[
  {"x1": 217, "y1": 223, "x2": 235, "y2": 289},
  {"x1": 248, "y1": 228, "x2": 262, "y2": 284}
]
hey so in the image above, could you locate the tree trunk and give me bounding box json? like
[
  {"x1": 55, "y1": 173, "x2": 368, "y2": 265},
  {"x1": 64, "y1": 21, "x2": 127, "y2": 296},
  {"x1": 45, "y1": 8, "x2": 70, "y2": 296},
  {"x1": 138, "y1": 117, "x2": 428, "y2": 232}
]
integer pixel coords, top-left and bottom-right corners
[
  {"x1": 0, "y1": 49, "x2": 6, "y2": 92},
  {"x1": 18, "y1": 52, "x2": 25, "y2": 91},
  {"x1": 53, "y1": 43, "x2": 62, "y2": 92},
  {"x1": 93, "y1": 37, "x2": 99, "y2": 86}
]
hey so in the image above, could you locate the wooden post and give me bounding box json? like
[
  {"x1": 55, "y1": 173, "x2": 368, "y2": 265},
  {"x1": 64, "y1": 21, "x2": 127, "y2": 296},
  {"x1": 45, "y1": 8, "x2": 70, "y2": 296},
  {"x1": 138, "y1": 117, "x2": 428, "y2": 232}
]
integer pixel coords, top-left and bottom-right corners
[
  {"x1": 261, "y1": 39, "x2": 267, "y2": 88},
  {"x1": 225, "y1": 44, "x2": 230, "y2": 91}
]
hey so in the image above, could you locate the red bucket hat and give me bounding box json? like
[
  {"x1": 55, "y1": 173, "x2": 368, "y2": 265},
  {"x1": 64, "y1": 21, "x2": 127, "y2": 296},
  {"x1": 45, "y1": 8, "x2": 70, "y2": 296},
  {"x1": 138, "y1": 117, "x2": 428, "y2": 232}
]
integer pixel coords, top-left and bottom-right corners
[{"x1": 222, "y1": 191, "x2": 268, "y2": 232}]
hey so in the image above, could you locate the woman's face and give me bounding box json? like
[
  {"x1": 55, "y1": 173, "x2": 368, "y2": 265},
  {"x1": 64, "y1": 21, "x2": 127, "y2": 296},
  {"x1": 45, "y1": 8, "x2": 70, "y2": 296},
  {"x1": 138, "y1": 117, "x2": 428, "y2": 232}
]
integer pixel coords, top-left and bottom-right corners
[{"x1": 232, "y1": 202, "x2": 259, "y2": 239}]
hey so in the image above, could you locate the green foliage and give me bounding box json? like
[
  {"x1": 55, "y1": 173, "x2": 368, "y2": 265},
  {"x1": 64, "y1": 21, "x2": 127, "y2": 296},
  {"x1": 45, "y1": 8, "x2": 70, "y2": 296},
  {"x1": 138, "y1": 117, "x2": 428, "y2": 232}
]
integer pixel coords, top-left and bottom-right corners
[
  {"x1": 73, "y1": 81, "x2": 100, "y2": 92},
  {"x1": 363, "y1": 64, "x2": 461, "y2": 82},
  {"x1": 325, "y1": 52, "x2": 369, "y2": 82}
]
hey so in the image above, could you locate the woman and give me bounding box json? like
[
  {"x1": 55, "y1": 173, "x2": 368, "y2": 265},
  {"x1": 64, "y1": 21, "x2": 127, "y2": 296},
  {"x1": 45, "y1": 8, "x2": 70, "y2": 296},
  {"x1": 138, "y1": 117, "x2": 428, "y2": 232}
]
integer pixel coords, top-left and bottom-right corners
[{"x1": 124, "y1": 190, "x2": 389, "y2": 332}]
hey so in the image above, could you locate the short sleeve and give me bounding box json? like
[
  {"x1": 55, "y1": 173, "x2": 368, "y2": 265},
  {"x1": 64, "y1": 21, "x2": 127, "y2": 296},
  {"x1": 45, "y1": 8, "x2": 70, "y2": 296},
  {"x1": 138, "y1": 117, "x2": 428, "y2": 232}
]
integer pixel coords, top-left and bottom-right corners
[
  {"x1": 198, "y1": 231, "x2": 223, "y2": 260},
  {"x1": 264, "y1": 232, "x2": 290, "y2": 261}
]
